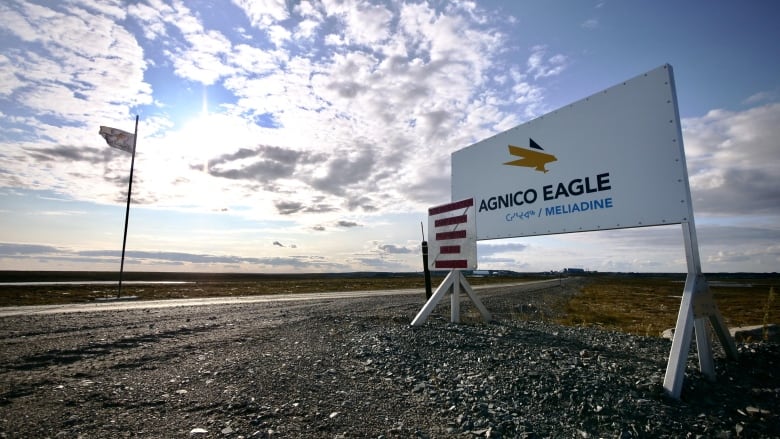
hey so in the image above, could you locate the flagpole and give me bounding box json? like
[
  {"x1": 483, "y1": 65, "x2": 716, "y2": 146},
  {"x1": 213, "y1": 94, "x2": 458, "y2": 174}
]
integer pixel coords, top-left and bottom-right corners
[{"x1": 117, "y1": 115, "x2": 139, "y2": 298}]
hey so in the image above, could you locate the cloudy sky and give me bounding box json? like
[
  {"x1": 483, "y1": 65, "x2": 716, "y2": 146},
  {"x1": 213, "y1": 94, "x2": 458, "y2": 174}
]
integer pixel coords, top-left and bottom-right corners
[{"x1": 1, "y1": 0, "x2": 778, "y2": 274}]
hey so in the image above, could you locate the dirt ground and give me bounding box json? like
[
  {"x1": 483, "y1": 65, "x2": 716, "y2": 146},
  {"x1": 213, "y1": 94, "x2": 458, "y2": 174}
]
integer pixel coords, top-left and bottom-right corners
[{"x1": 1, "y1": 279, "x2": 778, "y2": 438}]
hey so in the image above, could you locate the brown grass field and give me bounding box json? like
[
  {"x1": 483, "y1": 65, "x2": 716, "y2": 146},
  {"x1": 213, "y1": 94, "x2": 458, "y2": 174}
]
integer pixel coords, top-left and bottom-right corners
[
  {"x1": 0, "y1": 272, "x2": 523, "y2": 306},
  {"x1": 1, "y1": 272, "x2": 777, "y2": 338},
  {"x1": 555, "y1": 274, "x2": 779, "y2": 337}
]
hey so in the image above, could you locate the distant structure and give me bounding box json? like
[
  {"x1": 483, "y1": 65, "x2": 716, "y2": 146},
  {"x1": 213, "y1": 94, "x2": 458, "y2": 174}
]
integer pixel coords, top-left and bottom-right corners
[{"x1": 563, "y1": 268, "x2": 585, "y2": 274}]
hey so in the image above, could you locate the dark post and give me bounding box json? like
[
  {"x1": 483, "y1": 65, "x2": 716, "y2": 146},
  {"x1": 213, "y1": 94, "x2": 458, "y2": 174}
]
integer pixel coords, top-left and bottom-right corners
[
  {"x1": 117, "y1": 115, "x2": 139, "y2": 298},
  {"x1": 421, "y1": 222, "x2": 432, "y2": 299}
]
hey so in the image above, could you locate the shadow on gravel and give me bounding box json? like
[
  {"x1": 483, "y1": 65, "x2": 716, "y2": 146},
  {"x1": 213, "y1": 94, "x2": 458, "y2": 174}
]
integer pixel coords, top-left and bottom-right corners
[{"x1": 4, "y1": 324, "x2": 218, "y2": 371}]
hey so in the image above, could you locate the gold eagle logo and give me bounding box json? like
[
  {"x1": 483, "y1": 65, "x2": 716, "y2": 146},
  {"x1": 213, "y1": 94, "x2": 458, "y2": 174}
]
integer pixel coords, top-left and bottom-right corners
[{"x1": 504, "y1": 138, "x2": 557, "y2": 173}]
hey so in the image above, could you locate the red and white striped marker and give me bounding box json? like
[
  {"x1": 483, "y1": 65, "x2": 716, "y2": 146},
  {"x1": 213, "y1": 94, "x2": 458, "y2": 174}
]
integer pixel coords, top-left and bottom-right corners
[{"x1": 427, "y1": 198, "x2": 477, "y2": 270}]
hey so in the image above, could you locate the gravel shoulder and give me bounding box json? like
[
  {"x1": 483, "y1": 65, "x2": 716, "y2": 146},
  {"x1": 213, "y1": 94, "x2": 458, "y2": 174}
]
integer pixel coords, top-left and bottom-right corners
[{"x1": 0, "y1": 280, "x2": 778, "y2": 438}]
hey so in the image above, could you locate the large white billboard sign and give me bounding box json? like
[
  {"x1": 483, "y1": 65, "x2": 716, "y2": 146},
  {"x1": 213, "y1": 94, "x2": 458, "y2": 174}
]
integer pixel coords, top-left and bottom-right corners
[{"x1": 452, "y1": 64, "x2": 692, "y2": 240}]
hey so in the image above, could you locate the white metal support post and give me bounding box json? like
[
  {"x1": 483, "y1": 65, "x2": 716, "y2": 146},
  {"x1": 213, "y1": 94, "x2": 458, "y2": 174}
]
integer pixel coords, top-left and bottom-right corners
[
  {"x1": 663, "y1": 221, "x2": 738, "y2": 399},
  {"x1": 451, "y1": 273, "x2": 460, "y2": 323},
  {"x1": 411, "y1": 270, "x2": 492, "y2": 327}
]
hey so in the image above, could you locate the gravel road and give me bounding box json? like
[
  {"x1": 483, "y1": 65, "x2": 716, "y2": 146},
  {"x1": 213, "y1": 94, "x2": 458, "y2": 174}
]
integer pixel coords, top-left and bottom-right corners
[{"x1": 0, "y1": 280, "x2": 777, "y2": 438}]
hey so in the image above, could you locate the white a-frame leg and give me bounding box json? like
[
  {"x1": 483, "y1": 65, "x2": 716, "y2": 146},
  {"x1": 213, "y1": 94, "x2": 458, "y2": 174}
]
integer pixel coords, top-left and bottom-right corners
[
  {"x1": 663, "y1": 221, "x2": 739, "y2": 399},
  {"x1": 411, "y1": 270, "x2": 492, "y2": 326}
]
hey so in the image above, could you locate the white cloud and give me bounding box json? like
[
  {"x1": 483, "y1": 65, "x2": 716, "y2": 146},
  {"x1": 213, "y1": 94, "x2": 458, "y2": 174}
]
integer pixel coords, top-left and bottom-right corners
[
  {"x1": 581, "y1": 18, "x2": 599, "y2": 30},
  {"x1": 133, "y1": 1, "x2": 236, "y2": 86},
  {"x1": 0, "y1": 55, "x2": 24, "y2": 95},
  {"x1": 0, "y1": 2, "x2": 43, "y2": 43},
  {"x1": 322, "y1": 0, "x2": 394, "y2": 46},
  {"x1": 0, "y1": 1, "x2": 152, "y2": 124},
  {"x1": 128, "y1": 0, "x2": 174, "y2": 40},
  {"x1": 295, "y1": 18, "x2": 320, "y2": 39},
  {"x1": 0, "y1": 0, "x2": 606, "y2": 273},
  {"x1": 743, "y1": 90, "x2": 779, "y2": 106},
  {"x1": 202, "y1": 1, "x2": 537, "y2": 216},
  {"x1": 170, "y1": 30, "x2": 234, "y2": 85},
  {"x1": 3, "y1": 0, "x2": 564, "y2": 220},
  {"x1": 232, "y1": 0, "x2": 289, "y2": 27},
  {"x1": 527, "y1": 45, "x2": 567, "y2": 80},
  {"x1": 683, "y1": 103, "x2": 780, "y2": 215}
]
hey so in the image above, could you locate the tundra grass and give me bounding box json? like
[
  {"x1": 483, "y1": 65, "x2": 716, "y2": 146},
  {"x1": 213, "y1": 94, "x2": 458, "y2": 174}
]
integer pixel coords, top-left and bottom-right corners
[
  {"x1": 555, "y1": 275, "x2": 780, "y2": 337},
  {"x1": 0, "y1": 274, "x2": 540, "y2": 307},
  {"x1": 3, "y1": 273, "x2": 777, "y2": 339}
]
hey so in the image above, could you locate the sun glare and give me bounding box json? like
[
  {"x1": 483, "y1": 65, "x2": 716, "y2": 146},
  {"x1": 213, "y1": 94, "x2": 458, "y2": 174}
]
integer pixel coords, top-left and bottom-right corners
[{"x1": 173, "y1": 112, "x2": 252, "y2": 172}]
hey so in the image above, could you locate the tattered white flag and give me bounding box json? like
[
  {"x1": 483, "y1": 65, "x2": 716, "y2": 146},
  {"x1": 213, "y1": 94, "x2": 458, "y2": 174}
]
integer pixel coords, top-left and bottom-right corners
[{"x1": 99, "y1": 126, "x2": 135, "y2": 153}]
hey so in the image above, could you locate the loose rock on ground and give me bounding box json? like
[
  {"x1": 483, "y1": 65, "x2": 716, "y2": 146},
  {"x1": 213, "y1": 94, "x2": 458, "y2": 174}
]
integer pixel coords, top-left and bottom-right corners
[{"x1": 0, "y1": 280, "x2": 777, "y2": 438}]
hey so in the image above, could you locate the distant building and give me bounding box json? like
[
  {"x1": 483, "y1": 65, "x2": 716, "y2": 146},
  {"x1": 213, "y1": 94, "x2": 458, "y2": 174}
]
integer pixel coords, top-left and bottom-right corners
[{"x1": 563, "y1": 268, "x2": 585, "y2": 274}]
